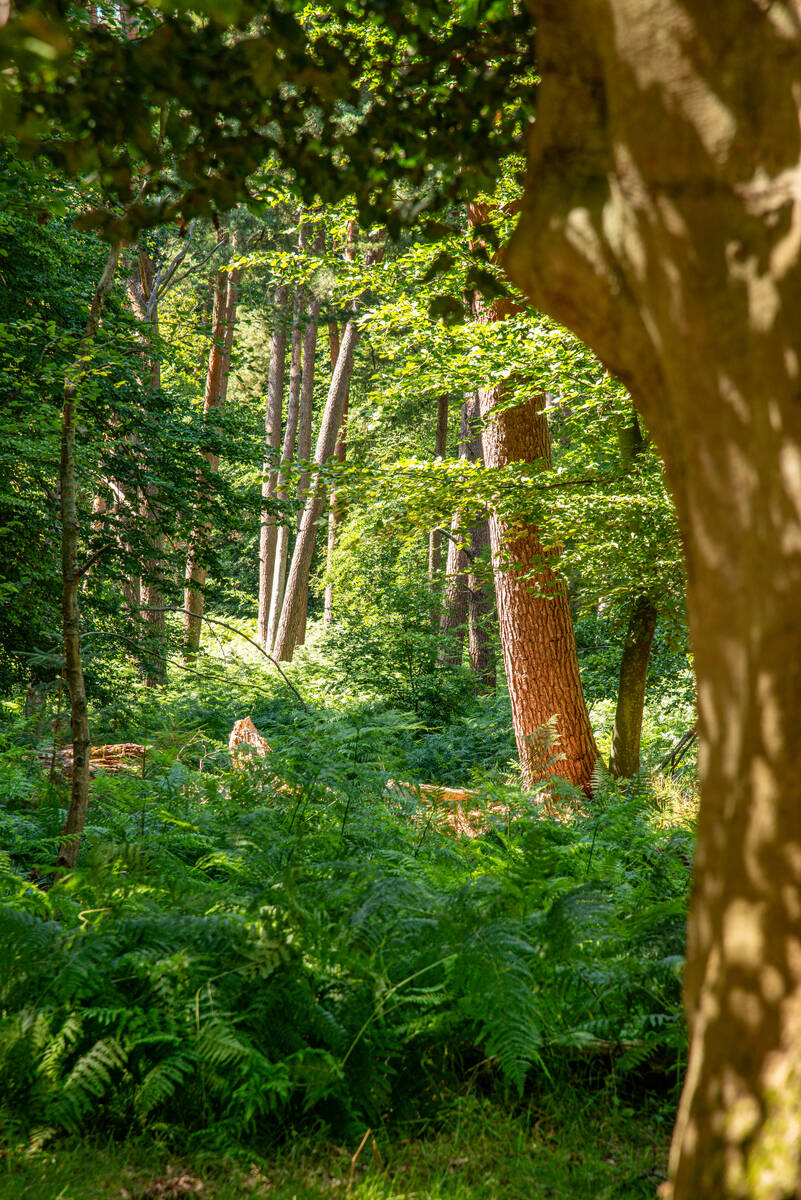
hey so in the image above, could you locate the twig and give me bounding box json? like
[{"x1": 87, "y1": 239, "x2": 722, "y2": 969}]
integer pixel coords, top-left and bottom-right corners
[
  {"x1": 138, "y1": 605, "x2": 307, "y2": 709},
  {"x1": 657, "y1": 722, "x2": 698, "y2": 774}
]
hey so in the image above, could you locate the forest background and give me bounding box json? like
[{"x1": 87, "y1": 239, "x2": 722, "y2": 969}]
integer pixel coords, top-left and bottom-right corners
[{"x1": 0, "y1": 3, "x2": 698, "y2": 1198}]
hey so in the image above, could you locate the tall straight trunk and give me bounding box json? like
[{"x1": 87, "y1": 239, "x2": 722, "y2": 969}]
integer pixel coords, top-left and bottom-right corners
[
  {"x1": 127, "y1": 247, "x2": 168, "y2": 685},
  {"x1": 608, "y1": 412, "x2": 657, "y2": 777},
  {"x1": 439, "y1": 398, "x2": 474, "y2": 664},
  {"x1": 608, "y1": 595, "x2": 658, "y2": 778},
  {"x1": 183, "y1": 238, "x2": 243, "y2": 655},
  {"x1": 480, "y1": 388, "x2": 599, "y2": 792},
  {"x1": 428, "y1": 393, "x2": 450, "y2": 626},
  {"x1": 467, "y1": 517, "x2": 495, "y2": 690},
  {"x1": 257, "y1": 283, "x2": 289, "y2": 644},
  {"x1": 57, "y1": 242, "x2": 121, "y2": 871},
  {"x1": 272, "y1": 318, "x2": 359, "y2": 662},
  {"x1": 266, "y1": 287, "x2": 303, "y2": 649},
  {"x1": 323, "y1": 321, "x2": 348, "y2": 628},
  {"x1": 294, "y1": 224, "x2": 324, "y2": 647}
]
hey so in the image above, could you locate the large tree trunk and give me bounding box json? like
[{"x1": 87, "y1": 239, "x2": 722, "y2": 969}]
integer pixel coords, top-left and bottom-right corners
[
  {"x1": 257, "y1": 283, "x2": 289, "y2": 645},
  {"x1": 480, "y1": 387, "x2": 598, "y2": 792},
  {"x1": 608, "y1": 595, "x2": 658, "y2": 778},
  {"x1": 266, "y1": 286, "x2": 303, "y2": 649},
  {"x1": 57, "y1": 243, "x2": 121, "y2": 871},
  {"x1": 507, "y1": 4, "x2": 801, "y2": 1195},
  {"x1": 271, "y1": 318, "x2": 359, "y2": 661},
  {"x1": 428, "y1": 393, "x2": 450, "y2": 626},
  {"x1": 183, "y1": 237, "x2": 243, "y2": 656}
]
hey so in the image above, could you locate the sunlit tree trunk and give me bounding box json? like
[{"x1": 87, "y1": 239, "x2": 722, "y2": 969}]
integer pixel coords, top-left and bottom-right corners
[
  {"x1": 323, "y1": 321, "x2": 348, "y2": 629},
  {"x1": 507, "y1": 4, "x2": 801, "y2": 1193},
  {"x1": 257, "y1": 283, "x2": 288, "y2": 645},
  {"x1": 183, "y1": 234, "x2": 243, "y2": 656},
  {"x1": 480, "y1": 386, "x2": 598, "y2": 792},
  {"x1": 294, "y1": 224, "x2": 324, "y2": 647},
  {"x1": 57, "y1": 242, "x2": 120, "y2": 871},
  {"x1": 272, "y1": 319, "x2": 359, "y2": 661},
  {"x1": 267, "y1": 286, "x2": 303, "y2": 649}
]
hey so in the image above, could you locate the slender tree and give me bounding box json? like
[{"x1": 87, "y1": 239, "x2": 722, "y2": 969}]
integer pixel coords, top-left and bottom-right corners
[
  {"x1": 266, "y1": 285, "x2": 303, "y2": 649},
  {"x1": 57, "y1": 242, "x2": 121, "y2": 871},
  {"x1": 257, "y1": 282, "x2": 289, "y2": 645},
  {"x1": 183, "y1": 230, "x2": 243, "y2": 656},
  {"x1": 272, "y1": 317, "x2": 360, "y2": 660},
  {"x1": 323, "y1": 321, "x2": 349, "y2": 628},
  {"x1": 439, "y1": 398, "x2": 473, "y2": 663},
  {"x1": 467, "y1": 516, "x2": 495, "y2": 690},
  {"x1": 294, "y1": 223, "x2": 324, "y2": 647},
  {"x1": 428, "y1": 393, "x2": 450, "y2": 626},
  {"x1": 608, "y1": 411, "x2": 658, "y2": 777}
]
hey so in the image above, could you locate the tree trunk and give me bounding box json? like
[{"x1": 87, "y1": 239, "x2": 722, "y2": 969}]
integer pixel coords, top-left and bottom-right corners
[
  {"x1": 257, "y1": 283, "x2": 289, "y2": 645},
  {"x1": 294, "y1": 224, "x2": 324, "y2": 647},
  {"x1": 467, "y1": 517, "x2": 495, "y2": 691},
  {"x1": 507, "y1": 4, "x2": 801, "y2": 1193},
  {"x1": 608, "y1": 596, "x2": 658, "y2": 778},
  {"x1": 439, "y1": 398, "x2": 473, "y2": 664},
  {"x1": 323, "y1": 321, "x2": 348, "y2": 629},
  {"x1": 183, "y1": 238, "x2": 243, "y2": 656},
  {"x1": 428, "y1": 393, "x2": 450, "y2": 626},
  {"x1": 480, "y1": 387, "x2": 598, "y2": 792},
  {"x1": 271, "y1": 318, "x2": 359, "y2": 662},
  {"x1": 267, "y1": 286, "x2": 303, "y2": 649},
  {"x1": 57, "y1": 242, "x2": 121, "y2": 871}
]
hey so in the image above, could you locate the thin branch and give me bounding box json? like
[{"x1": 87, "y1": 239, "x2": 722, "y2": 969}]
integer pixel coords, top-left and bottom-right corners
[
  {"x1": 138, "y1": 605, "x2": 307, "y2": 709},
  {"x1": 82, "y1": 631, "x2": 286, "y2": 705},
  {"x1": 163, "y1": 235, "x2": 229, "y2": 297},
  {"x1": 434, "y1": 527, "x2": 477, "y2": 563}
]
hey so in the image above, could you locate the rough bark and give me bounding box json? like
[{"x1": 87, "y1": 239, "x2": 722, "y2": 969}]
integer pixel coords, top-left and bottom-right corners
[
  {"x1": 323, "y1": 322, "x2": 348, "y2": 629},
  {"x1": 507, "y1": 3, "x2": 801, "y2": 1194},
  {"x1": 266, "y1": 286, "x2": 303, "y2": 649},
  {"x1": 257, "y1": 283, "x2": 289, "y2": 645},
  {"x1": 183, "y1": 239, "x2": 243, "y2": 656},
  {"x1": 428, "y1": 393, "x2": 450, "y2": 626},
  {"x1": 271, "y1": 318, "x2": 359, "y2": 661},
  {"x1": 608, "y1": 596, "x2": 658, "y2": 778},
  {"x1": 57, "y1": 242, "x2": 121, "y2": 871},
  {"x1": 467, "y1": 517, "x2": 495, "y2": 691},
  {"x1": 480, "y1": 386, "x2": 598, "y2": 792}
]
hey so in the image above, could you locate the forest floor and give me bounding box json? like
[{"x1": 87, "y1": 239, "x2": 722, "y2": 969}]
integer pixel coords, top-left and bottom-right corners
[
  {"x1": 0, "y1": 618, "x2": 694, "y2": 1200},
  {"x1": 0, "y1": 1092, "x2": 670, "y2": 1199}
]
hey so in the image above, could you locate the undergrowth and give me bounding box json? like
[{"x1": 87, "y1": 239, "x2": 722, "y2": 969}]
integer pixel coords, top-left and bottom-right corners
[{"x1": 0, "y1": 706, "x2": 691, "y2": 1154}]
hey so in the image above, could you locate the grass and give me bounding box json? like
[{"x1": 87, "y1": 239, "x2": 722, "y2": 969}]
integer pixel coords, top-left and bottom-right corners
[{"x1": 0, "y1": 1092, "x2": 670, "y2": 1200}]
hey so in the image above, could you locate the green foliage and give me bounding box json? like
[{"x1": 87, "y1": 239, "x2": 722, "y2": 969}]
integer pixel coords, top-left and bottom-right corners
[{"x1": 0, "y1": 719, "x2": 690, "y2": 1149}]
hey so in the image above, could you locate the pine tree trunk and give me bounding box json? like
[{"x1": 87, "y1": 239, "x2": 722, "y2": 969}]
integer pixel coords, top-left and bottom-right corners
[
  {"x1": 323, "y1": 322, "x2": 348, "y2": 629},
  {"x1": 608, "y1": 596, "x2": 658, "y2": 778},
  {"x1": 272, "y1": 319, "x2": 359, "y2": 661},
  {"x1": 257, "y1": 283, "x2": 288, "y2": 645},
  {"x1": 267, "y1": 287, "x2": 303, "y2": 649},
  {"x1": 506, "y1": 5, "x2": 801, "y2": 1191},
  {"x1": 467, "y1": 517, "x2": 495, "y2": 690},
  {"x1": 428, "y1": 393, "x2": 450, "y2": 626},
  {"x1": 183, "y1": 240, "x2": 243, "y2": 656},
  {"x1": 57, "y1": 242, "x2": 121, "y2": 871},
  {"x1": 480, "y1": 388, "x2": 598, "y2": 792}
]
